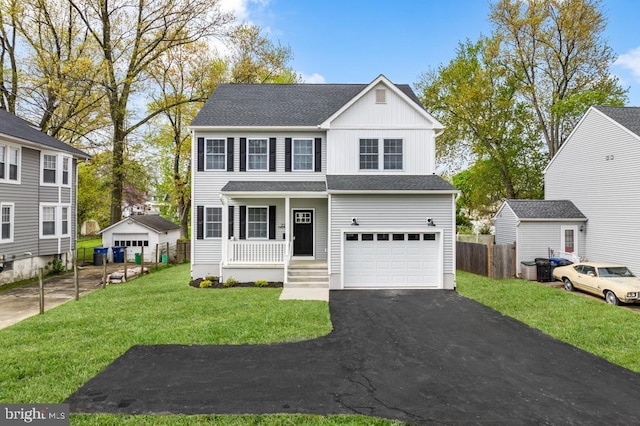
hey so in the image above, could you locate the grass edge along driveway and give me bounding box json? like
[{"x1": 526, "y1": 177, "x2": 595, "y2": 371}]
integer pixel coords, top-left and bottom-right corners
[{"x1": 2, "y1": 266, "x2": 639, "y2": 425}]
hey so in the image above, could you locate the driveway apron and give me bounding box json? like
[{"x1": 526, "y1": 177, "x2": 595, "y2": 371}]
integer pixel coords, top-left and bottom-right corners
[{"x1": 66, "y1": 290, "x2": 640, "y2": 424}]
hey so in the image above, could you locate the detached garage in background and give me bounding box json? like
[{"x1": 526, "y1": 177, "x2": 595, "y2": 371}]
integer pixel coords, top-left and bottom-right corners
[{"x1": 100, "y1": 215, "x2": 181, "y2": 263}]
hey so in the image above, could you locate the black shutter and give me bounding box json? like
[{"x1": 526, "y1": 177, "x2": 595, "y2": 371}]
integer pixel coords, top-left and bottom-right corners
[
  {"x1": 239, "y1": 206, "x2": 246, "y2": 240},
  {"x1": 315, "y1": 138, "x2": 322, "y2": 172},
  {"x1": 197, "y1": 137, "x2": 205, "y2": 171},
  {"x1": 285, "y1": 138, "x2": 292, "y2": 172},
  {"x1": 227, "y1": 137, "x2": 234, "y2": 172},
  {"x1": 269, "y1": 137, "x2": 276, "y2": 172},
  {"x1": 240, "y1": 138, "x2": 247, "y2": 172},
  {"x1": 268, "y1": 205, "x2": 276, "y2": 240},
  {"x1": 228, "y1": 205, "x2": 234, "y2": 237},
  {"x1": 196, "y1": 206, "x2": 204, "y2": 239}
]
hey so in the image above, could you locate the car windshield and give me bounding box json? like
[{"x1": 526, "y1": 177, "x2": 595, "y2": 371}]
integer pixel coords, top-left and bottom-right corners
[{"x1": 597, "y1": 267, "x2": 635, "y2": 278}]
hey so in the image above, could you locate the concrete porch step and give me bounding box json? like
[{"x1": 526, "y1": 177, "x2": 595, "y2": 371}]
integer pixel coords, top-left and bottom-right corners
[{"x1": 284, "y1": 282, "x2": 330, "y2": 289}]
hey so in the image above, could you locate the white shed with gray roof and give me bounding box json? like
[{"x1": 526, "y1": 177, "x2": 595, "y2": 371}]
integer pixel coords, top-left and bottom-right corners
[{"x1": 494, "y1": 199, "x2": 587, "y2": 275}]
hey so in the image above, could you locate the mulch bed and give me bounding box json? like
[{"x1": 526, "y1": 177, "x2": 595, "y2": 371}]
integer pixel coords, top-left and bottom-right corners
[{"x1": 189, "y1": 278, "x2": 283, "y2": 289}]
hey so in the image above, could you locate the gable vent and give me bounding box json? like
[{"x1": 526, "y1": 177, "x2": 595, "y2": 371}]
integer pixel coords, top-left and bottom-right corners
[{"x1": 375, "y1": 89, "x2": 386, "y2": 104}]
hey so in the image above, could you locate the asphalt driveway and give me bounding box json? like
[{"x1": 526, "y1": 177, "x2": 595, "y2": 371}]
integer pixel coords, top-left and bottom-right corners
[{"x1": 67, "y1": 290, "x2": 640, "y2": 424}]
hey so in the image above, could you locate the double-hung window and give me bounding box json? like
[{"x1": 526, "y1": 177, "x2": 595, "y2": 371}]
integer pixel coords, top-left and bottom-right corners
[
  {"x1": 43, "y1": 154, "x2": 57, "y2": 184},
  {"x1": 205, "y1": 139, "x2": 226, "y2": 170},
  {"x1": 359, "y1": 139, "x2": 378, "y2": 170},
  {"x1": 61, "y1": 206, "x2": 69, "y2": 236},
  {"x1": 248, "y1": 139, "x2": 268, "y2": 170},
  {"x1": 62, "y1": 157, "x2": 70, "y2": 185},
  {"x1": 1, "y1": 203, "x2": 13, "y2": 242},
  {"x1": 42, "y1": 205, "x2": 56, "y2": 236},
  {"x1": 0, "y1": 144, "x2": 20, "y2": 182},
  {"x1": 293, "y1": 139, "x2": 313, "y2": 170},
  {"x1": 383, "y1": 139, "x2": 403, "y2": 170},
  {"x1": 248, "y1": 207, "x2": 268, "y2": 239},
  {"x1": 205, "y1": 207, "x2": 222, "y2": 238}
]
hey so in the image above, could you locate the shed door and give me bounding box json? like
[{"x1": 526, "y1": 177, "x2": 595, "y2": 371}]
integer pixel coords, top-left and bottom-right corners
[{"x1": 343, "y1": 232, "x2": 441, "y2": 288}]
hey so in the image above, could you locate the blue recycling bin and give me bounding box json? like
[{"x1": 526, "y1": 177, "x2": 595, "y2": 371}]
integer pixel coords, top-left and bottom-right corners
[
  {"x1": 93, "y1": 247, "x2": 109, "y2": 266},
  {"x1": 112, "y1": 246, "x2": 125, "y2": 263}
]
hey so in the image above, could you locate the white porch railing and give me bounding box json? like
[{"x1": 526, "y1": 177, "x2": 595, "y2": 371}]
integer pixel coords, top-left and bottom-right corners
[{"x1": 228, "y1": 240, "x2": 287, "y2": 264}]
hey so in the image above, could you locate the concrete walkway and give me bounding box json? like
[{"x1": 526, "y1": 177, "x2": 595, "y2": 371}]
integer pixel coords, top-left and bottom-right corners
[{"x1": 0, "y1": 263, "x2": 124, "y2": 329}]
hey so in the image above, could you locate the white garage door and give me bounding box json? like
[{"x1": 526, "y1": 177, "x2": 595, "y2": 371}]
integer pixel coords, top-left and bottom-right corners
[{"x1": 343, "y1": 232, "x2": 441, "y2": 288}]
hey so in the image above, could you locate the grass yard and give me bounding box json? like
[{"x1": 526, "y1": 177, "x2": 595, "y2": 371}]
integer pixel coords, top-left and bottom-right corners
[
  {"x1": 457, "y1": 271, "x2": 640, "y2": 372},
  {"x1": 0, "y1": 264, "x2": 400, "y2": 425},
  {"x1": 76, "y1": 236, "x2": 103, "y2": 263}
]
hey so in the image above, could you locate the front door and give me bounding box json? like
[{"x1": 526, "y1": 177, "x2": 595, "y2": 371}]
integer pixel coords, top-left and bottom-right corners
[{"x1": 293, "y1": 209, "x2": 314, "y2": 256}]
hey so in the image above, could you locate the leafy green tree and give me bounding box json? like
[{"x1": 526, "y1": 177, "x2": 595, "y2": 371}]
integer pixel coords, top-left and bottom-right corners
[
  {"x1": 490, "y1": 0, "x2": 627, "y2": 157},
  {"x1": 69, "y1": 0, "x2": 233, "y2": 225},
  {"x1": 418, "y1": 37, "x2": 545, "y2": 202},
  {"x1": 229, "y1": 24, "x2": 300, "y2": 84}
]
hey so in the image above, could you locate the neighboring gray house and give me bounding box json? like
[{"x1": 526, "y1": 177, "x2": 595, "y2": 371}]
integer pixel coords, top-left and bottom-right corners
[
  {"x1": 99, "y1": 214, "x2": 181, "y2": 262},
  {"x1": 494, "y1": 199, "x2": 587, "y2": 275},
  {"x1": 189, "y1": 75, "x2": 458, "y2": 290},
  {"x1": 545, "y1": 106, "x2": 640, "y2": 274},
  {"x1": 0, "y1": 108, "x2": 89, "y2": 285}
]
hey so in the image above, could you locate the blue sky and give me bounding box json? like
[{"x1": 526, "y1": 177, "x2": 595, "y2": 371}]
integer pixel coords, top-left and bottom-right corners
[{"x1": 223, "y1": 0, "x2": 640, "y2": 105}]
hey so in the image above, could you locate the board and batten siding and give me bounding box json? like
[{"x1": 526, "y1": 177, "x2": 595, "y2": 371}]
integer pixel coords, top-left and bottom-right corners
[
  {"x1": 494, "y1": 204, "x2": 518, "y2": 245},
  {"x1": 326, "y1": 128, "x2": 436, "y2": 175},
  {"x1": 330, "y1": 82, "x2": 434, "y2": 129},
  {"x1": 329, "y1": 193, "x2": 455, "y2": 289},
  {"x1": 545, "y1": 108, "x2": 640, "y2": 274}
]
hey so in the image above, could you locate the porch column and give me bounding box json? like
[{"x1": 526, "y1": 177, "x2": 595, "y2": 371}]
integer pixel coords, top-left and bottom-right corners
[
  {"x1": 220, "y1": 194, "x2": 228, "y2": 266},
  {"x1": 284, "y1": 196, "x2": 290, "y2": 285}
]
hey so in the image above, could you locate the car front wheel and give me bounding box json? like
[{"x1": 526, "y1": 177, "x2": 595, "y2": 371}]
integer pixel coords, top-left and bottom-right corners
[
  {"x1": 605, "y1": 290, "x2": 620, "y2": 306},
  {"x1": 563, "y1": 278, "x2": 574, "y2": 292}
]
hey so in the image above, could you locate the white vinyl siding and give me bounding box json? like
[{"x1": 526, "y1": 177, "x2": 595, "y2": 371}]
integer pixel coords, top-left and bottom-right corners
[
  {"x1": 515, "y1": 222, "x2": 586, "y2": 274},
  {"x1": 293, "y1": 139, "x2": 313, "y2": 170},
  {"x1": 494, "y1": 204, "x2": 518, "y2": 245},
  {"x1": 545, "y1": 108, "x2": 640, "y2": 274},
  {"x1": 205, "y1": 139, "x2": 226, "y2": 170}
]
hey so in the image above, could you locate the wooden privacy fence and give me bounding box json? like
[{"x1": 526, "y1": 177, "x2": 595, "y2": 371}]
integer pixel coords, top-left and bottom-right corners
[{"x1": 457, "y1": 241, "x2": 516, "y2": 279}]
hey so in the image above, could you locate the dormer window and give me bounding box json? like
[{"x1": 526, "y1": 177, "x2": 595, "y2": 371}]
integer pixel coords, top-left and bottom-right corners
[{"x1": 375, "y1": 89, "x2": 386, "y2": 104}]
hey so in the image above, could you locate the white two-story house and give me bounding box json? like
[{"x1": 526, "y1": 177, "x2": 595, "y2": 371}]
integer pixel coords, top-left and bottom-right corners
[{"x1": 189, "y1": 75, "x2": 457, "y2": 290}]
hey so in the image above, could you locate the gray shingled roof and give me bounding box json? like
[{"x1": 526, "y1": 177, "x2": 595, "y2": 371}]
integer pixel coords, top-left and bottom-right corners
[
  {"x1": 505, "y1": 199, "x2": 586, "y2": 220},
  {"x1": 326, "y1": 175, "x2": 456, "y2": 191},
  {"x1": 0, "y1": 108, "x2": 89, "y2": 158},
  {"x1": 593, "y1": 106, "x2": 640, "y2": 138},
  {"x1": 130, "y1": 215, "x2": 181, "y2": 232},
  {"x1": 221, "y1": 181, "x2": 327, "y2": 192},
  {"x1": 191, "y1": 83, "x2": 424, "y2": 127}
]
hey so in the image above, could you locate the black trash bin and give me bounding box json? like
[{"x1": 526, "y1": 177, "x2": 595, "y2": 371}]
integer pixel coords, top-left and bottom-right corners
[
  {"x1": 112, "y1": 246, "x2": 125, "y2": 263},
  {"x1": 93, "y1": 247, "x2": 108, "y2": 266},
  {"x1": 535, "y1": 258, "x2": 553, "y2": 282}
]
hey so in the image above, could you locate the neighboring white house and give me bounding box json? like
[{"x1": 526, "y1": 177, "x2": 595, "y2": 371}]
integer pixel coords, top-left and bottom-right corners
[
  {"x1": 545, "y1": 106, "x2": 640, "y2": 274},
  {"x1": 494, "y1": 199, "x2": 587, "y2": 275},
  {"x1": 189, "y1": 75, "x2": 458, "y2": 290},
  {"x1": 100, "y1": 214, "x2": 181, "y2": 262},
  {"x1": 0, "y1": 109, "x2": 89, "y2": 285}
]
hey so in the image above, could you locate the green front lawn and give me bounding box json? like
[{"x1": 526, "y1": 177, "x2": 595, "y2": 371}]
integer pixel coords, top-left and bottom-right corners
[{"x1": 457, "y1": 271, "x2": 640, "y2": 372}]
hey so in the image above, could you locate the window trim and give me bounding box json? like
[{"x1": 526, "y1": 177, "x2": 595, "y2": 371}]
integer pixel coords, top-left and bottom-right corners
[
  {"x1": 359, "y1": 138, "x2": 379, "y2": 170},
  {"x1": 358, "y1": 138, "x2": 405, "y2": 171},
  {"x1": 40, "y1": 152, "x2": 72, "y2": 187},
  {"x1": 383, "y1": 138, "x2": 403, "y2": 170},
  {"x1": 292, "y1": 138, "x2": 314, "y2": 171},
  {"x1": 247, "y1": 138, "x2": 269, "y2": 171},
  {"x1": 246, "y1": 205, "x2": 269, "y2": 240},
  {"x1": 0, "y1": 143, "x2": 21, "y2": 184},
  {"x1": 204, "y1": 138, "x2": 226, "y2": 171},
  {"x1": 204, "y1": 206, "x2": 222, "y2": 239},
  {"x1": 39, "y1": 203, "x2": 71, "y2": 238},
  {"x1": 0, "y1": 202, "x2": 14, "y2": 243}
]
